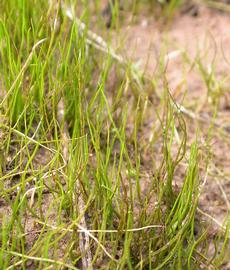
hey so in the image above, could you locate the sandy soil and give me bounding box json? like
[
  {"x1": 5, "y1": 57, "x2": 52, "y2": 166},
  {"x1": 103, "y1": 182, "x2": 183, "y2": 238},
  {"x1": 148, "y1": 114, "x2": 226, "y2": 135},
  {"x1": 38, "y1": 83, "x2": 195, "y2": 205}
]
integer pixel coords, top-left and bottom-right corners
[{"x1": 112, "y1": 3, "x2": 230, "y2": 234}]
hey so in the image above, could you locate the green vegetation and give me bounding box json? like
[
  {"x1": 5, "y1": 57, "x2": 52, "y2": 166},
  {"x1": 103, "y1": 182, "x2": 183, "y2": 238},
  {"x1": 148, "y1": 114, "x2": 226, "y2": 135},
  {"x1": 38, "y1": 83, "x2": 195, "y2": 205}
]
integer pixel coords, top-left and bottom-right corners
[{"x1": 0, "y1": 0, "x2": 229, "y2": 269}]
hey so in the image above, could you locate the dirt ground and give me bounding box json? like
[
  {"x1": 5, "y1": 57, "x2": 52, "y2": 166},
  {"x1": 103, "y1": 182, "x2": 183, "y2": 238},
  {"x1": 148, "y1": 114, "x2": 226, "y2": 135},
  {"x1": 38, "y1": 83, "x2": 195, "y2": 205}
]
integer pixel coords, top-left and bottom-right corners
[{"x1": 112, "y1": 2, "x2": 230, "y2": 239}]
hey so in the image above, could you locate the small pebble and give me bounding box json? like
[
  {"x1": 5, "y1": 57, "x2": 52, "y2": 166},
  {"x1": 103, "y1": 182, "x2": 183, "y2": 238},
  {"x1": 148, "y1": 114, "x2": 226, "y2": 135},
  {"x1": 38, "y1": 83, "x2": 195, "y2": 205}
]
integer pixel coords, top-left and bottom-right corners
[{"x1": 141, "y1": 19, "x2": 148, "y2": 28}]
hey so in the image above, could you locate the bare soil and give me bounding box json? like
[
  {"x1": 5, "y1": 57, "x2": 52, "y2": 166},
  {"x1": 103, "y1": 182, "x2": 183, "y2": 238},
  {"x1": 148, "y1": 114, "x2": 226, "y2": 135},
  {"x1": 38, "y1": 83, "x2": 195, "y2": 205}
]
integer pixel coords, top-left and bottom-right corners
[{"x1": 113, "y1": 2, "x2": 230, "y2": 237}]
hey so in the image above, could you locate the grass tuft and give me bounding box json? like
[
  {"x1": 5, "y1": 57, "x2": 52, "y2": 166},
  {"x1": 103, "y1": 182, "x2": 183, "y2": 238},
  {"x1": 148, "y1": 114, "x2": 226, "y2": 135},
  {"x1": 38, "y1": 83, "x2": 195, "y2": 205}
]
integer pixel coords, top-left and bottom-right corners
[{"x1": 0, "y1": 0, "x2": 230, "y2": 269}]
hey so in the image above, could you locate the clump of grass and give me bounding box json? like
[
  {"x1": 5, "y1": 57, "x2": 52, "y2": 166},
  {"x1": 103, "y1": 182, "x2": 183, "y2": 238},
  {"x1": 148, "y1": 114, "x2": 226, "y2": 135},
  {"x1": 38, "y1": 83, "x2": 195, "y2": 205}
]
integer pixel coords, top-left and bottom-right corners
[{"x1": 0, "y1": 1, "x2": 230, "y2": 269}]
